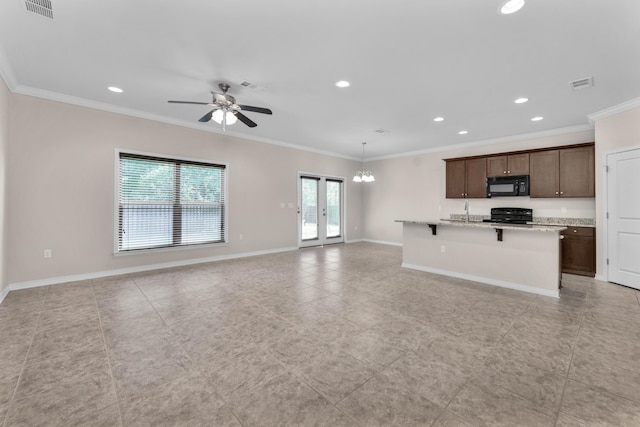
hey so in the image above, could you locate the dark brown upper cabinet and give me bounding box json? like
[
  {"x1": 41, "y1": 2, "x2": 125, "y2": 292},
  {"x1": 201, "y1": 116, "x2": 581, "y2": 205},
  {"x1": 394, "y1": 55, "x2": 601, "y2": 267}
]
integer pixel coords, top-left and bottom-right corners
[
  {"x1": 560, "y1": 146, "x2": 596, "y2": 197},
  {"x1": 530, "y1": 146, "x2": 594, "y2": 198},
  {"x1": 446, "y1": 158, "x2": 487, "y2": 198},
  {"x1": 486, "y1": 153, "x2": 530, "y2": 177},
  {"x1": 444, "y1": 142, "x2": 593, "y2": 199}
]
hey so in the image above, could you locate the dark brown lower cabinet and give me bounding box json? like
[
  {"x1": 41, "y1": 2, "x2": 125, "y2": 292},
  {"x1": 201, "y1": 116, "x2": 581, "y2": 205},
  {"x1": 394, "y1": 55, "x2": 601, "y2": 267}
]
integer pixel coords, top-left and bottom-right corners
[{"x1": 561, "y1": 226, "x2": 595, "y2": 277}]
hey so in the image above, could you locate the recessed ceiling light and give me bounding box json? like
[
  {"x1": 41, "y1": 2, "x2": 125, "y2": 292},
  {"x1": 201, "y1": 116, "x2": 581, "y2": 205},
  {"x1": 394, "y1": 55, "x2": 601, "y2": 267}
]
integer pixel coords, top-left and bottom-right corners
[
  {"x1": 531, "y1": 116, "x2": 544, "y2": 121},
  {"x1": 108, "y1": 86, "x2": 123, "y2": 93},
  {"x1": 500, "y1": 0, "x2": 525, "y2": 14},
  {"x1": 433, "y1": 117, "x2": 444, "y2": 122},
  {"x1": 335, "y1": 80, "x2": 350, "y2": 88},
  {"x1": 514, "y1": 97, "x2": 528, "y2": 104},
  {"x1": 458, "y1": 130, "x2": 468, "y2": 135}
]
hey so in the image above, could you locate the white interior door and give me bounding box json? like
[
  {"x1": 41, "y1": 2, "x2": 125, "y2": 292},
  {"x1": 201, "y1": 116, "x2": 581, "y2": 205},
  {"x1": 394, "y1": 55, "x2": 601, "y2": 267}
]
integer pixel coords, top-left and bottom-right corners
[
  {"x1": 607, "y1": 147, "x2": 640, "y2": 289},
  {"x1": 298, "y1": 174, "x2": 344, "y2": 247}
]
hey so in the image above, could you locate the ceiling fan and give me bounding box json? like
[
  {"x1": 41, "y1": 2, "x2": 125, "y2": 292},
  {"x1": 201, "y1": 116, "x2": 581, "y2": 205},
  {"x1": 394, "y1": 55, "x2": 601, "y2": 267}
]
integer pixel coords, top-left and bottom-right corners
[{"x1": 168, "y1": 83, "x2": 272, "y2": 130}]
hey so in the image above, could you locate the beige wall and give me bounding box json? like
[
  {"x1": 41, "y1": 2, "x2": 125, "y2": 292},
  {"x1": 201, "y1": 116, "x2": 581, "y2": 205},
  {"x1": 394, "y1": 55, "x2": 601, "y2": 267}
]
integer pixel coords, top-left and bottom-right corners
[
  {"x1": 5, "y1": 83, "x2": 636, "y2": 286},
  {"x1": 594, "y1": 106, "x2": 640, "y2": 278},
  {"x1": 0, "y1": 77, "x2": 8, "y2": 293},
  {"x1": 363, "y1": 130, "x2": 596, "y2": 245},
  {"x1": 7, "y1": 93, "x2": 363, "y2": 285}
]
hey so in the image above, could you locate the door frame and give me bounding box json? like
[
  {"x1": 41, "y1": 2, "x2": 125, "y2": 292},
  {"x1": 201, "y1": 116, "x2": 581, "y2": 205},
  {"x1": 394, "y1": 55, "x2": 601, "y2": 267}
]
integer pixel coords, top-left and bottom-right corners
[
  {"x1": 297, "y1": 171, "x2": 347, "y2": 248},
  {"x1": 603, "y1": 144, "x2": 640, "y2": 285}
]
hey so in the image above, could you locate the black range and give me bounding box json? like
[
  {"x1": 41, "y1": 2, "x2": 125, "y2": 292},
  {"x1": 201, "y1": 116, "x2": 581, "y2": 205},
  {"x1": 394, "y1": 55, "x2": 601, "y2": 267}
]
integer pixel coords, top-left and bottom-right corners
[{"x1": 482, "y1": 207, "x2": 533, "y2": 224}]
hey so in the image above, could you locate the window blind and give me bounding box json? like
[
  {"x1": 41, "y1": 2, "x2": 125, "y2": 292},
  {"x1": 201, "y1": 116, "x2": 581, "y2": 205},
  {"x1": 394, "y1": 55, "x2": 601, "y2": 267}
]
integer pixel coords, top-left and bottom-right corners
[{"x1": 118, "y1": 153, "x2": 226, "y2": 252}]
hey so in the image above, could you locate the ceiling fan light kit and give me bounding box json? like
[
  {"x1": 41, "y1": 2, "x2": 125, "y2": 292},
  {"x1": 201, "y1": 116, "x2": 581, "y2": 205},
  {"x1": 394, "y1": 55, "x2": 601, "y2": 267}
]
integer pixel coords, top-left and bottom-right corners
[
  {"x1": 168, "y1": 83, "x2": 272, "y2": 130},
  {"x1": 353, "y1": 142, "x2": 375, "y2": 183},
  {"x1": 211, "y1": 109, "x2": 237, "y2": 126}
]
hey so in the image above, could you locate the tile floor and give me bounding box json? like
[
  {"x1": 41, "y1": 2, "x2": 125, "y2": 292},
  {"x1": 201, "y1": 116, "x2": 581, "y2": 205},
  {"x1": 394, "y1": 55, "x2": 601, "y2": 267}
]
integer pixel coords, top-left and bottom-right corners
[{"x1": 1, "y1": 242, "x2": 640, "y2": 426}]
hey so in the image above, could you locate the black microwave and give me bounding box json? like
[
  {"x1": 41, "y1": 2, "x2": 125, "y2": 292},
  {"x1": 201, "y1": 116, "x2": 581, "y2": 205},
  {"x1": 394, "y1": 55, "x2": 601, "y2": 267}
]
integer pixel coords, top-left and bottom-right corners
[{"x1": 486, "y1": 175, "x2": 529, "y2": 197}]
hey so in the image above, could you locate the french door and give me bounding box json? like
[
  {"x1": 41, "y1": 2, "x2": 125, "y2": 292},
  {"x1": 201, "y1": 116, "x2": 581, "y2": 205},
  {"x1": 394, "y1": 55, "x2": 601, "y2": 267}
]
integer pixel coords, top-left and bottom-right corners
[
  {"x1": 298, "y1": 174, "x2": 344, "y2": 247},
  {"x1": 606, "y1": 147, "x2": 640, "y2": 289}
]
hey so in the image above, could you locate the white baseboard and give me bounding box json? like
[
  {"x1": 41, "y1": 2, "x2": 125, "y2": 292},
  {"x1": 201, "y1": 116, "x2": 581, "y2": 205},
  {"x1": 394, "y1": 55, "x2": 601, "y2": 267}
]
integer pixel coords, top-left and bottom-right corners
[
  {"x1": 0, "y1": 286, "x2": 10, "y2": 305},
  {"x1": 402, "y1": 262, "x2": 560, "y2": 299},
  {"x1": 6, "y1": 246, "x2": 298, "y2": 295},
  {"x1": 362, "y1": 239, "x2": 403, "y2": 247},
  {"x1": 594, "y1": 274, "x2": 607, "y2": 282}
]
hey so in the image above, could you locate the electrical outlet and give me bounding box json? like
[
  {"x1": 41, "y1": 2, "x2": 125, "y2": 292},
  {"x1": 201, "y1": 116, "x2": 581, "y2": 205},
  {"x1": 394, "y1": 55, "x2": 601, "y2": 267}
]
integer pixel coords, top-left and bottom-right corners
[
  {"x1": 44, "y1": 249, "x2": 52, "y2": 258},
  {"x1": 441, "y1": 245, "x2": 446, "y2": 253},
  {"x1": 239, "y1": 234, "x2": 243, "y2": 240},
  {"x1": 561, "y1": 207, "x2": 567, "y2": 214}
]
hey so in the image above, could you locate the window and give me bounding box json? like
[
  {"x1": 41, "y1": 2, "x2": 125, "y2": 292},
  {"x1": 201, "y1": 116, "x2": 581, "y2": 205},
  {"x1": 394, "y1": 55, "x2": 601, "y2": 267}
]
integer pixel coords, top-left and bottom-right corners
[{"x1": 117, "y1": 152, "x2": 226, "y2": 252}]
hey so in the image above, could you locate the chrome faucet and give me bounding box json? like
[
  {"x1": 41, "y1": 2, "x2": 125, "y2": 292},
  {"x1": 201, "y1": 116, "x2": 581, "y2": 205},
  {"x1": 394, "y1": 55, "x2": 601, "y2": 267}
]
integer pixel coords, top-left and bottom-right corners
[{"x1": 464, "y1": 199, "x2": 470, "y2": 223}]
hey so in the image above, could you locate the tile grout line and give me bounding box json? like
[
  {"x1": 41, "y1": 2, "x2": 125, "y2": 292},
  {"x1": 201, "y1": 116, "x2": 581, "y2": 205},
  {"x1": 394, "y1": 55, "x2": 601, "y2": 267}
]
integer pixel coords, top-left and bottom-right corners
[
  {"x1": 1, "y1": 292, "x2": 47, "y2": 427},
  {"x1": 288, "y1": 367, "x2": 363, "y2": 426},
  {"x1": 134, "y1": 277, "x2": 247, "y2": 427},
  {"x1": 92, "y1": 280, "x2": 126, "y2": 427},
  {"x1": 552, "y1": 306, "x2": 586, "y2": 426},
  {"x1": 431, "y1": 295, "x2": 542, "y2": 425}
]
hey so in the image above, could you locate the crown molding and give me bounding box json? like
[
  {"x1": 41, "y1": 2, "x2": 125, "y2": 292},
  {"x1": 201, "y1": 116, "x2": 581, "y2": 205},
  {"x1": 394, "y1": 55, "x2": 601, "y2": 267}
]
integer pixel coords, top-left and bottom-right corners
[
  {"x1": 6, "y1": 82, "x2": 603, "y2": 164},
  {"x1": 0, "y1": 46, "x2": 18, "y2": 91},
  {"x1": 368, "y1": 124, "x2": 595, "y2": 161},
  {"x1": 9, "y1": 84, "x2": 360, "y2": 162},
  {"x1": 588, "y1": 97, "x2": 640, "y2": 123}
]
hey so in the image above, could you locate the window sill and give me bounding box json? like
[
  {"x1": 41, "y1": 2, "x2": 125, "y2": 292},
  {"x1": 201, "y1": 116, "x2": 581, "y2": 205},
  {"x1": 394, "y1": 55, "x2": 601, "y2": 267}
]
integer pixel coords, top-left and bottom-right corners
[{"x1": 113, "y1": 241, "x2": 229, "y2": 257}]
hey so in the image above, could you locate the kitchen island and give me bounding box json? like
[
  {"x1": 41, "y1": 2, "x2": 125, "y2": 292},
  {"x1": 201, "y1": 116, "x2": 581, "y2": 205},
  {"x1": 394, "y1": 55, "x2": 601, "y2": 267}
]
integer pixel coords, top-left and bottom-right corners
[{"x1": 396, "y1": 220, "x2": 567, "y2": 298}]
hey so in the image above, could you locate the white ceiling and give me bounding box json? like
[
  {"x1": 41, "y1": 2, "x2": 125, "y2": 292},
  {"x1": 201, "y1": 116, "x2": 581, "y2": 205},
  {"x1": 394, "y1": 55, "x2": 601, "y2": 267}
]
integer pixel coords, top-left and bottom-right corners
[{"x1": 1, "y1": 0, "x2": 639, "y2": 159}]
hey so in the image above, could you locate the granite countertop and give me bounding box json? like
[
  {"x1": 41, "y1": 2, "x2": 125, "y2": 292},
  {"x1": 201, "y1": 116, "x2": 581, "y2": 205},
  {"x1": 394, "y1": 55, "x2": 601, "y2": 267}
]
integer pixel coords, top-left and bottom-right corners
[
  {"x1": 396, "y1": 219, "x2": 567, "y2": 233},
  {"x1": 447, "y1": 214, "x2": 595, "y2": 228}
]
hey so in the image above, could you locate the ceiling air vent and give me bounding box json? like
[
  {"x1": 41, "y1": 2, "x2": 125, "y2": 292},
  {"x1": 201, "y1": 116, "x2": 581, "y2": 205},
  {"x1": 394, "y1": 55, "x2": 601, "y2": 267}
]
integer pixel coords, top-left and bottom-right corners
[
  {"x1": 239, "y1": 80, "x2": 257, "y2": 89},
  {"x1": 570, "y1": 77, "x2": 594, "y2": 91},
  {"x1": 24, "y1": 0, "x2": 53, "y2": 19},
  {"x1": 374, "y1": 129, "x2": 389, "y2": 134}
]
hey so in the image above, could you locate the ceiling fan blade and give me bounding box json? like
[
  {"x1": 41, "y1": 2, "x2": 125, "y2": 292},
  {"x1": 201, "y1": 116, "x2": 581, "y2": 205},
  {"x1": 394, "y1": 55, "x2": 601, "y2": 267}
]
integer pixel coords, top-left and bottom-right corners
[
  {"x1": 238, "y1": 105, "x2": 273, "y2": 115},
  {"x1": 235, "y1": 112, "x2": 258, "y2": 128},
  {"x1": 198, "y1": 109, "x2": 216, "y2": 123},
  {"x1": 168, "y1": 100, "x2": 211, "y2": 105}
]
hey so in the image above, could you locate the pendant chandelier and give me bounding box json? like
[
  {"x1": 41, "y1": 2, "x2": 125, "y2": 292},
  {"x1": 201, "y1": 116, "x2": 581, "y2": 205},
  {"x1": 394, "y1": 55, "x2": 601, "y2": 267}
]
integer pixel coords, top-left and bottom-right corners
[{"x1": 353, "y1": 142, "x2": 375, "y2": 183}]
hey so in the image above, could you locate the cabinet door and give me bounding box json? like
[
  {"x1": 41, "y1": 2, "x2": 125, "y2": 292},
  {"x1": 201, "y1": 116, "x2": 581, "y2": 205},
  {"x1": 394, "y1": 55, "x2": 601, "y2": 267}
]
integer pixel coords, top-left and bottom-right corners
[
  {"x1": 487, "y1": 156, "x2": 507, "y2": 177},
  {"x1": 559, "y1": 146, "x2": 595, "y2": 197},
  {"x1": 530, "y1": 150, "x2": 559, "y2": 197},
  {"x1": 508, "y1": 153, "x2": 530, "y2": 175},
  {"x1": 465, "y1": 158, "x2": 487, "y2": 198},
  {"x1": 446, "y1": 160, "x2": 466, "y2": 198},
  {"x1": 561, "y1": 227, "x2": 595, "y2": 276}
]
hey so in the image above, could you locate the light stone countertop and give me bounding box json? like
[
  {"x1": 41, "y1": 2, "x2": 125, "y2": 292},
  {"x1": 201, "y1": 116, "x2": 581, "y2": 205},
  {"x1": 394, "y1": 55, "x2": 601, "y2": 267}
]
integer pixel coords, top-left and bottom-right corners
[
  {"x1": 448, "y1": 214, "x2": 595, "y2": 227},
  {"x1": 396, "y1": 219, "x2": 567, "y2": 233}
]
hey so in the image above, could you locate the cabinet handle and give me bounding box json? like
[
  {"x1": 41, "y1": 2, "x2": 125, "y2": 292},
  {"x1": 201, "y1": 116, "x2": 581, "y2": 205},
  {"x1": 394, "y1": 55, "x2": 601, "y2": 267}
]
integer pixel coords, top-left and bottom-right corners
[
  {"x1": 560, "y1": 191, "x2": 564, "y2": 195},
  {"x1": 560, "y1": 235, "x2": 565, "y2": 240},
  {"x1": 503, "y1": 171, "x2": 507, "y2": 174},
  {"x1": 507, "y1": 170, "x2": 511, "y2": 173},
  {"x1": 555, "y1": 192, "x2": 559, "y2": 195},
  {"x1": 461, "y1": 193, "x2": 464, "y2": 196},
  {"x1": 573, "y1": 229, "x2": 577, "y2": 233}
]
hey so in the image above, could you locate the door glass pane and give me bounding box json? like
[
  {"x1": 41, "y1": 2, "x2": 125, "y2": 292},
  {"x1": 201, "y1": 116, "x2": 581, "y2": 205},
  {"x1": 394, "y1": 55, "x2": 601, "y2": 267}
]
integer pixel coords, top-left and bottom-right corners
[
  {"x1": 301, "y1": 177, "x2": 319, "y2": 240},
  {"x1": 326, "y1": 180, "x2": 341, "y2": 238}
]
